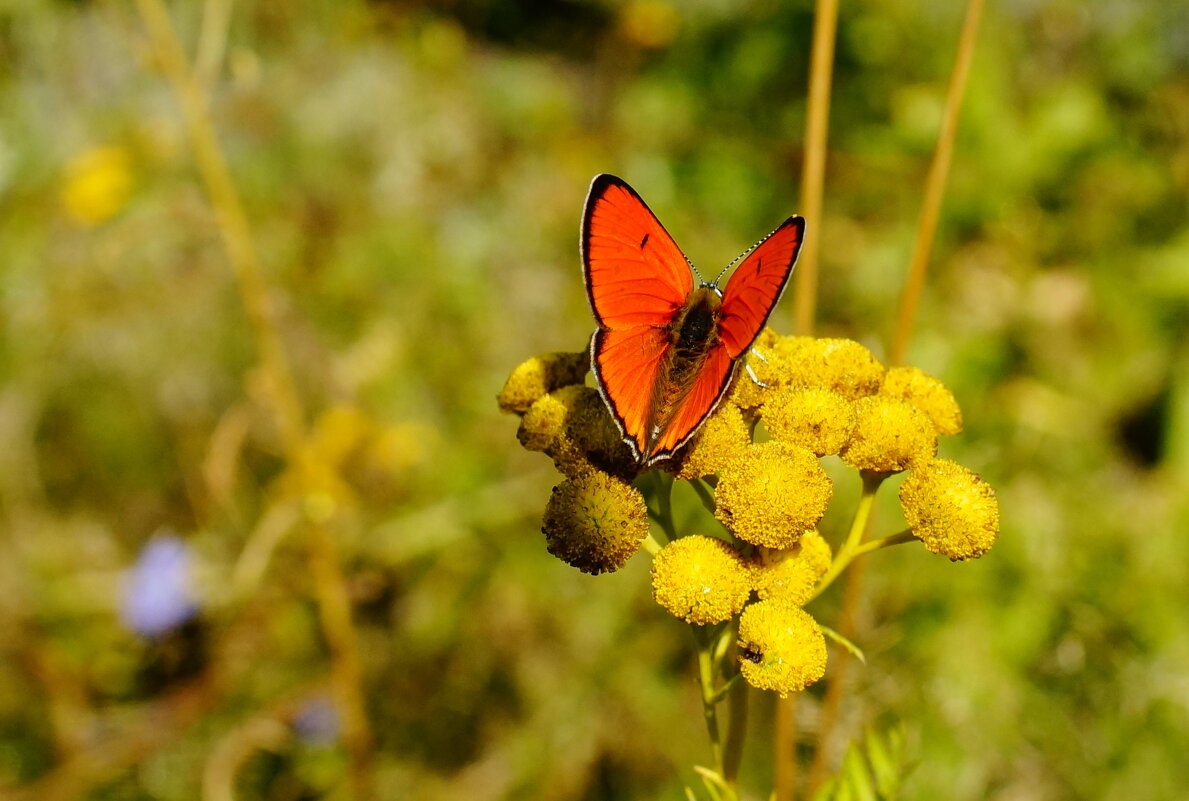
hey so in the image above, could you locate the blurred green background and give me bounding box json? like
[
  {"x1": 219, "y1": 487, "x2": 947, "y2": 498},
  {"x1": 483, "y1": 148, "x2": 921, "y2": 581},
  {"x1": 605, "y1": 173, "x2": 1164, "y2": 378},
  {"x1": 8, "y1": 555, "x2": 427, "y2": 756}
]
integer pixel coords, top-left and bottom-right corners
[{"x1": 1, "y1": 0, "x2": 1187, "y2": 799}]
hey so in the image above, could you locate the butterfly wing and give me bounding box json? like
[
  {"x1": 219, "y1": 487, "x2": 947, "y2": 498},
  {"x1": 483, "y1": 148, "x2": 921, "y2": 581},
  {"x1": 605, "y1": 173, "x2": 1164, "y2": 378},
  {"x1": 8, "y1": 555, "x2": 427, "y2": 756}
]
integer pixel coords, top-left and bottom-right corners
[
  {"x1": 583, "y1": 174, "x2": 694, "y2": 459},
  {"x1": 717, "y1": 217, "x2": 805, "y2": 358}
]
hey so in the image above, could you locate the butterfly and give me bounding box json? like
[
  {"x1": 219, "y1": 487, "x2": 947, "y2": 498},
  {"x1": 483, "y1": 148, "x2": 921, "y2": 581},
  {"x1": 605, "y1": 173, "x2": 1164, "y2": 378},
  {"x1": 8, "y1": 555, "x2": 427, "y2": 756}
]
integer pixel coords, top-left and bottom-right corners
[{"x1": 582, "y1": 174, "x2": 806, "y2": 467}]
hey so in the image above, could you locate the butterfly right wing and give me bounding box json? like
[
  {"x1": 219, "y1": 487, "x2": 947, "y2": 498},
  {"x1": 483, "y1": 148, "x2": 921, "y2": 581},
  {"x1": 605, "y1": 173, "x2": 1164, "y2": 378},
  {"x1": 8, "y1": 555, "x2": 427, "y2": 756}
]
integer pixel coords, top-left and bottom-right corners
[{"x1": 582, "y1": 174, "x2": 693, "y2": 459}]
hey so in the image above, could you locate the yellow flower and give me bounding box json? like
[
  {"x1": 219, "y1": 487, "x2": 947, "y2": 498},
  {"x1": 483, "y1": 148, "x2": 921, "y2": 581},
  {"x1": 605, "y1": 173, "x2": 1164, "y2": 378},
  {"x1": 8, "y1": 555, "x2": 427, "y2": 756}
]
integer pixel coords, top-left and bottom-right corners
[
  {"x1": 542, "y1": 468, "x2": 649, "y2": 574},
  {"x1": 737, "y1": 600, "x2": 827, "y2": 696},
  {"x1": 899, "y1": 458, "x2": 999, "y2": 561},
  {"x1": 651, "y1": 536, "x2": 751, "y2": 625},
  {"x1": 620, "y1": 1, "x2": 678, "y2": 49},
  {"x1": 61, "y1": 145, "x2": 133, "y2": 226},
  {"x1": 715, "y1": 442, "x2": 832, "y2": 549},
  {"x1": 518, "y1": 384, "x2": 586, "y2": 452},
  {"x1": 783, "y1": 337, "x2": 885, "y2": 400},
  {"x1": 497, "y1": 351, "x2": 589, "y2": 414},
  {"x1": 879, "y1": 366, "x2": 963, "y2": 436},
  {"x1": 674, "y1": 402, "x2": 752, "y2": 479},
  {"x1": 544, "y1": 387, "x2": 637, "y2": 479},
  {"x1": 840, "y1": 395, "x2": 937, "y2": 473},
  {"x1": 762, "y1": 387, "x2": 856, "y2": 456},
  {"x1": 750, "y1": 531, "x2": 833, "y2": 605}
]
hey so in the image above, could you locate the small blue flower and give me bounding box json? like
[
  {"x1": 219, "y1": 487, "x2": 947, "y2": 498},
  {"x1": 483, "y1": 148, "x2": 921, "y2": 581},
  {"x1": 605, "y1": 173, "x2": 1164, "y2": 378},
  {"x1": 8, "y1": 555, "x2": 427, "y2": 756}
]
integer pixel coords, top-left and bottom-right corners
[{"x1": 120, "y1": 535, "x2": 198, "y2": 637}]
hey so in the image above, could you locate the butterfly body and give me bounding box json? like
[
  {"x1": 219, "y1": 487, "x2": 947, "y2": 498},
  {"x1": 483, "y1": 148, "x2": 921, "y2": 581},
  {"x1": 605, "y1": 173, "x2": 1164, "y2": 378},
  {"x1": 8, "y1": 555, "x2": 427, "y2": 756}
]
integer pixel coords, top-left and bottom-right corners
[{"x1": 582, "y1": 175, "x2": 805, "y2": 467}]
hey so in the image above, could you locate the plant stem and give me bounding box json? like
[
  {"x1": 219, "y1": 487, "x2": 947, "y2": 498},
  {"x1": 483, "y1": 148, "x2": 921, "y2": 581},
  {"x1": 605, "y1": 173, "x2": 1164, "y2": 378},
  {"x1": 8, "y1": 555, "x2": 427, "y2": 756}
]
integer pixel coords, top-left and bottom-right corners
[
  {"x1": 694, "y1": 625, "x2": 740, "y2": 801},
  {"x1": 651, "y1": 471, "x2": 679, "y2": 543},
  {"x1": 722, "y1": 654, "x2": 749, "y2": 785},
  {"x1": 890, "y1": 0, "x2": 986, "y2": 365},
  {"x1": 793, "y1": 0, "x2": 839, "y2": 338}
]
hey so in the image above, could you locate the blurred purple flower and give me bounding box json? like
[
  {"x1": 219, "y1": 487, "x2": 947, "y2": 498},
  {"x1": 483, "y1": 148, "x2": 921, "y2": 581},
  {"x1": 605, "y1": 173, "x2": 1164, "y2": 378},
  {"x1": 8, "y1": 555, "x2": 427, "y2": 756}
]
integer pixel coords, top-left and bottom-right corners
[
  {"x1": 293, "y1": 695, "x2": 340, "y2": 745},
  {"x1": 120, "y1": 535, "x2": 198, "y2": 637}
]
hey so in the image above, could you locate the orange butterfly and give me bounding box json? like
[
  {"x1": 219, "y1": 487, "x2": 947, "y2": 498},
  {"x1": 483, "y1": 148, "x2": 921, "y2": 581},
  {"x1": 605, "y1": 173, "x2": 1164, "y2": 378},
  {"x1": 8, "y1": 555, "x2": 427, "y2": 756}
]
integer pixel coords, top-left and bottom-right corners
[{"x1": 582, "y1": 174, "x2": 806, "y2": 467}]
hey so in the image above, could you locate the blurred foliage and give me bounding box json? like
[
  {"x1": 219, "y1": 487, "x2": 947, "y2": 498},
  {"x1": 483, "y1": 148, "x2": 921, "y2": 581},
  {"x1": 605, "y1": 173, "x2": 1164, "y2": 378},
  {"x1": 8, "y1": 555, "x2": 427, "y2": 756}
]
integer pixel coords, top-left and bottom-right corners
[{"x1": 0, "y1": 0, "x2": 1186, "y2": 799}]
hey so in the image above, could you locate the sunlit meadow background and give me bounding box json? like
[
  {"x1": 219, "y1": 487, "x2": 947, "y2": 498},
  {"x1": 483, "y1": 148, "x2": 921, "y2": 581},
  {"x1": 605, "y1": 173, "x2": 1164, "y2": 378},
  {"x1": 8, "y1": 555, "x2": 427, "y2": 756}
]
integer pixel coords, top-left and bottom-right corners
[{"x1": 2, "y1": 1, "x2": 1187, "y2": 799}]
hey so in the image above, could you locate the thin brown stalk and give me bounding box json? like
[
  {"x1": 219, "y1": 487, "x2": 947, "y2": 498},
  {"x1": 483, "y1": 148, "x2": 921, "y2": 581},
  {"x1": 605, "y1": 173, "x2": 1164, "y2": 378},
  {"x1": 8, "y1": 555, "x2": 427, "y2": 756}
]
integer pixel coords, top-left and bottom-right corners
[
  {"x1": 889, "y1": 0, "x2": 986, "y2": 365},
  {"x1": 808, "y1": 0, "x2": 986, "y2": 793},
  {"x1": 132, "y1": 1, "x2": 374, "y2": 795},
  {"x1": 792, "y1": 0, "x2": 839, "y2": 337}
]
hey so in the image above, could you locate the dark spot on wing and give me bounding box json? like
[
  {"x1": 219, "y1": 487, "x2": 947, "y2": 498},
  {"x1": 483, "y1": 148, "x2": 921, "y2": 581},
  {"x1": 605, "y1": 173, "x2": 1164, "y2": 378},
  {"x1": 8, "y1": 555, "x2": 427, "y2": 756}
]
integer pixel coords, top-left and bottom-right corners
[
  {"x1": 640, "y1": 233, "x2": 650, "y2": 250},
  {"x1": 754, "y1": 257, "x2": 763, "y2": 276}
]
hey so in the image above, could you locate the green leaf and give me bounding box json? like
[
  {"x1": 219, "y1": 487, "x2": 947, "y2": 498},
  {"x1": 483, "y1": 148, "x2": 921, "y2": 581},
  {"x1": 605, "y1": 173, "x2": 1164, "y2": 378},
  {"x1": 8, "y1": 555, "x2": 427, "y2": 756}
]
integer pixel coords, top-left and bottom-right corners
[
  {"x1": 819, "y1": 623, "x2": 867, "y2": 664},
  {"x1": 810, "y1": 725, "x2": 912, "y2": 801}
]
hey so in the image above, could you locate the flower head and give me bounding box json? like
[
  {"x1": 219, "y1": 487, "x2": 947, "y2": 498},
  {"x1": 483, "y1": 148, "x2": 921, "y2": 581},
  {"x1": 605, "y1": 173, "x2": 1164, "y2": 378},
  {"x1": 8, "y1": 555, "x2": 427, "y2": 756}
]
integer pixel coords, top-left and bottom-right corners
[
  {"x1": 783, "y1": 337, "x2": 885, "y2": 400},
  {"x1": 673, "y1": 402, "x2": 751, "y2": 479},
  {"x1": 61, "y1": 145, "x2": 133, "y2": 226},
  {"x1": 715, "y1": 442, "x2": 832, "y2": 549},
  {"x1": 542, "y1": 468, "x2": 649, "y2": 574},
  {"x1": 651, "y1": 535, "x2": 752, "y2": 625},
  {"x1": 840, "y1": 395, "x2": 937, "y2": 473},
  {"x1": 737, "y1": 600, "x2": 827, "y2": 696},
  {"x1": 750, "y1": 531, "x2": 832, "y2": 605},
  {"x1": 762, "y1": 387, "x2": 856, "y2": 456},
  {"x1": 879, "y1": 366, "x2": 963, "y2": 436},
  {"x1": 120, "y1": 535, "x2": 198, "y2": 637},
  {"x1": 543, "y1": 386, "x2": 637, "y2": 479},
  {"x1": 518, "y1": 384, "x2": 586, "y2": 452},
  {"x1": 497, "y1": 351, "x2": 589, "y2": 414},
  {"x1": 899, "y1": 458, "x2": 999, "y2": 560}
]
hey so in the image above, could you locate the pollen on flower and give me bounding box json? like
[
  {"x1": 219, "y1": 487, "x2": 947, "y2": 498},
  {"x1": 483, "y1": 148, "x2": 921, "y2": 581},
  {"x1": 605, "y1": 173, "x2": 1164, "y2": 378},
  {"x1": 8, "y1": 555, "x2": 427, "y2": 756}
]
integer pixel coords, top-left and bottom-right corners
[
  {"x1": 879, "y1": 366, "x2": 963, "y2": 436},
  {"x1": 497, "y1": 351, "x2": 589, "y2": 414},
  {"x1": 737, "y1": 599, "x2": 827, "y2": 696},
  {"x1": 762, "y1": 387, "x2": 856, "y2": 456},
  {"x1": 541, "y1": 467, "x2": 649, "y2": 574},
  {"x1": 750, "y1": 531, "x2": 833, "y2": 605},
  {"x1": 651, "y1": 536, "x2": 751, "y2": 625},
  {"x1": 715, "y1": 442, "x2": 832, "y2": 549},
  {"x1": 899, "y1": 458, "x2": 999, "y2": 560},
  {"x1": 674, "y1": 402, "x2": 751, "y2": 479},
  {"x1": 518, "y1": 384, "x2": 586, "y2": 452},
  {"x1": 840, "y1": 395, "x2": 937, "y2": 473},
  {"x1": 783, "y1": 337, "x2": 886, "y2": 400}
]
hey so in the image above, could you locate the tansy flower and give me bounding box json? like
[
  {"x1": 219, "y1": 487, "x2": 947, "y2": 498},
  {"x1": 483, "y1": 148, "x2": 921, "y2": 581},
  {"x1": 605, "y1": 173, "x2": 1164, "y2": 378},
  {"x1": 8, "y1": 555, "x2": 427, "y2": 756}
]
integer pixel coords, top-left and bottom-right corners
[
  {"x1": 762, "y1": 387, "x2": 856, "y2": 456},
  {"x1": 737, "y1": 600, "x2": 827, "y2": 696},
  {"x1": 840, "y1": 395, "x2": 937, "y2": 473},
  {"x1": 751, "y1": 531, "x2": 832, "y2": 605},
  {"x1": 715, "y1": 442, "x2": 832, "y2": 549},
  {"x1": 497, "y1": 351, "x2": 589, "y2": 414},
  {"x1": 731, "y1": 328, "x2": 789, "y2": 411},
  {"x1": 541, "y1": 468, "x2": 649, "y2": 574},
  {"x1": 879, "y1": 366, "x2": 963, "y2": 436},
  {"x1": 544, "y1": 387, "x2": 637, "y2": 479},
  {"x1": 899, "y1": 458, "x2": 999, "y2": 561},
  {"x1": 674, "y1": 402, "x2": 751, "y2": 479},
  {"x1": 518, "y1": 384, "x2": 587, "y2": 452},
  {"x1": 651, "y1": 536, "x2": 751, "y2": 625},
  {"x1": 782, "y1": 337, "x2": 885, "y2": 400}
]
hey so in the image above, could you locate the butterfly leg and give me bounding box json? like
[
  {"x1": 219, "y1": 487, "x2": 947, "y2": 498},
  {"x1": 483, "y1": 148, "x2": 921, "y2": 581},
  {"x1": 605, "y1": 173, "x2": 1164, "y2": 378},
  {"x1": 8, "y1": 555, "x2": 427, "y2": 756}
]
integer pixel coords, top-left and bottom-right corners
[{"x1": 744, "y1": 350, "x2": 768, "y2": 388}]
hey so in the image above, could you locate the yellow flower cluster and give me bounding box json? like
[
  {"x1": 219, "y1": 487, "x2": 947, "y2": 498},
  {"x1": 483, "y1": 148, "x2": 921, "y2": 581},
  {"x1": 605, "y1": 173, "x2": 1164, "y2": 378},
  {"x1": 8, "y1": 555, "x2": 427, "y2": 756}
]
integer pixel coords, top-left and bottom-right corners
[{"x1": 501, "y1": 330, "x2": 999, "y2": 695}]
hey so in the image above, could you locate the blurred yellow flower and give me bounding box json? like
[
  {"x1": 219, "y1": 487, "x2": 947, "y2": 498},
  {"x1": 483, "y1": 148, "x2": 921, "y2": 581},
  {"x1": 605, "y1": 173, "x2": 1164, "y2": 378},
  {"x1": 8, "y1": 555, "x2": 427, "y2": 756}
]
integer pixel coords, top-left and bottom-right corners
[
  {"x1": 61, "y1": 145, "x2": 133, "y2": 226},
  {"x1": 737, "y1": 600, "x2": 827, "y2": 696},
  {"x1": 715, "y1": 441, "x2": 832, "y2": 549},
  {"x1": 899, "y1": 458, "x2": 999, "y2": 560},
  {"x1": 651, "y1": 535, "x2": 751, "y2": 625},
  {"x1": 751, "y1": 531, "x2": 832, "y2": 605},
  {"x1": 879, "y1": 366, "x2": 963, "y2": 436},
  {"x1": 762, "y1": 386, "x2": 856, "y2": 456},
  {"x1": 674, "y1": 402, "x2": 751, "y2": 479},
  {"x1": 497, "y1": 351, "x2": 589, "y2": 414},
  {"x1": 840, "y1": 395, "x2": 937, "y2": 473},
  {"x1": 620, "y1": 1, "x2": 679, "y2": 49},
  {"x1": 542, "y1": 467, "x2": 648, "y2": 574}
]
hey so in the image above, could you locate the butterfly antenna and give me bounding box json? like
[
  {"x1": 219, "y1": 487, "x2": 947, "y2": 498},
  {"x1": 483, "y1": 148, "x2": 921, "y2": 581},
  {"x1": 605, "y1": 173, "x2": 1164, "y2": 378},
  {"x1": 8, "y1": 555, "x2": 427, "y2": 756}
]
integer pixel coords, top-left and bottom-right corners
[
  {"x1": 711, "y1": 224, "x2": 782, "y2": 287},
  {"x1": 688, "y1": 257, "x2": 707, "y2": 287}
]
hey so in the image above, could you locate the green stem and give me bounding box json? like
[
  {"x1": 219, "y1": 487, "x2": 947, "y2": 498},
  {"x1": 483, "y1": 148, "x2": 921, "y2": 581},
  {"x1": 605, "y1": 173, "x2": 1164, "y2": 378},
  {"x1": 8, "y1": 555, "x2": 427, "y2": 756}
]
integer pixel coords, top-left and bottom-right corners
[
  {"x1": 806, "y1": 472, "x2": 888, "y2": 604},
  {"x1": 642, "y1": 533, "x2": 663, "y2": 555},
  {"x1": 722, "y1": 655, "x2": 749, "y2": 785},
  {"x1": 651, "y1": 471, "x2": 678, "y2": 543},
  {"x1": 695, "y1": 627, "x2": 724, "y2": 772},
  {"x1": 690, "y1": 478, "x2": 717, "y2": 515}
]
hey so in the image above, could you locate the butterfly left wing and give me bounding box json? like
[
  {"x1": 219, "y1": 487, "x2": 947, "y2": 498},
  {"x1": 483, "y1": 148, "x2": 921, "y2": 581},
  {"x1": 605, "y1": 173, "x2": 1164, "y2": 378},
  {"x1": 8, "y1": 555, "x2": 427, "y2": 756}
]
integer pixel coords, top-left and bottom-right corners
[
  {"x1": 717, "y1": 217, "x2": 806, "y2": 358},
  {"x1": 583, "y1": 174, "x2": 695, "y2": 461}
]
